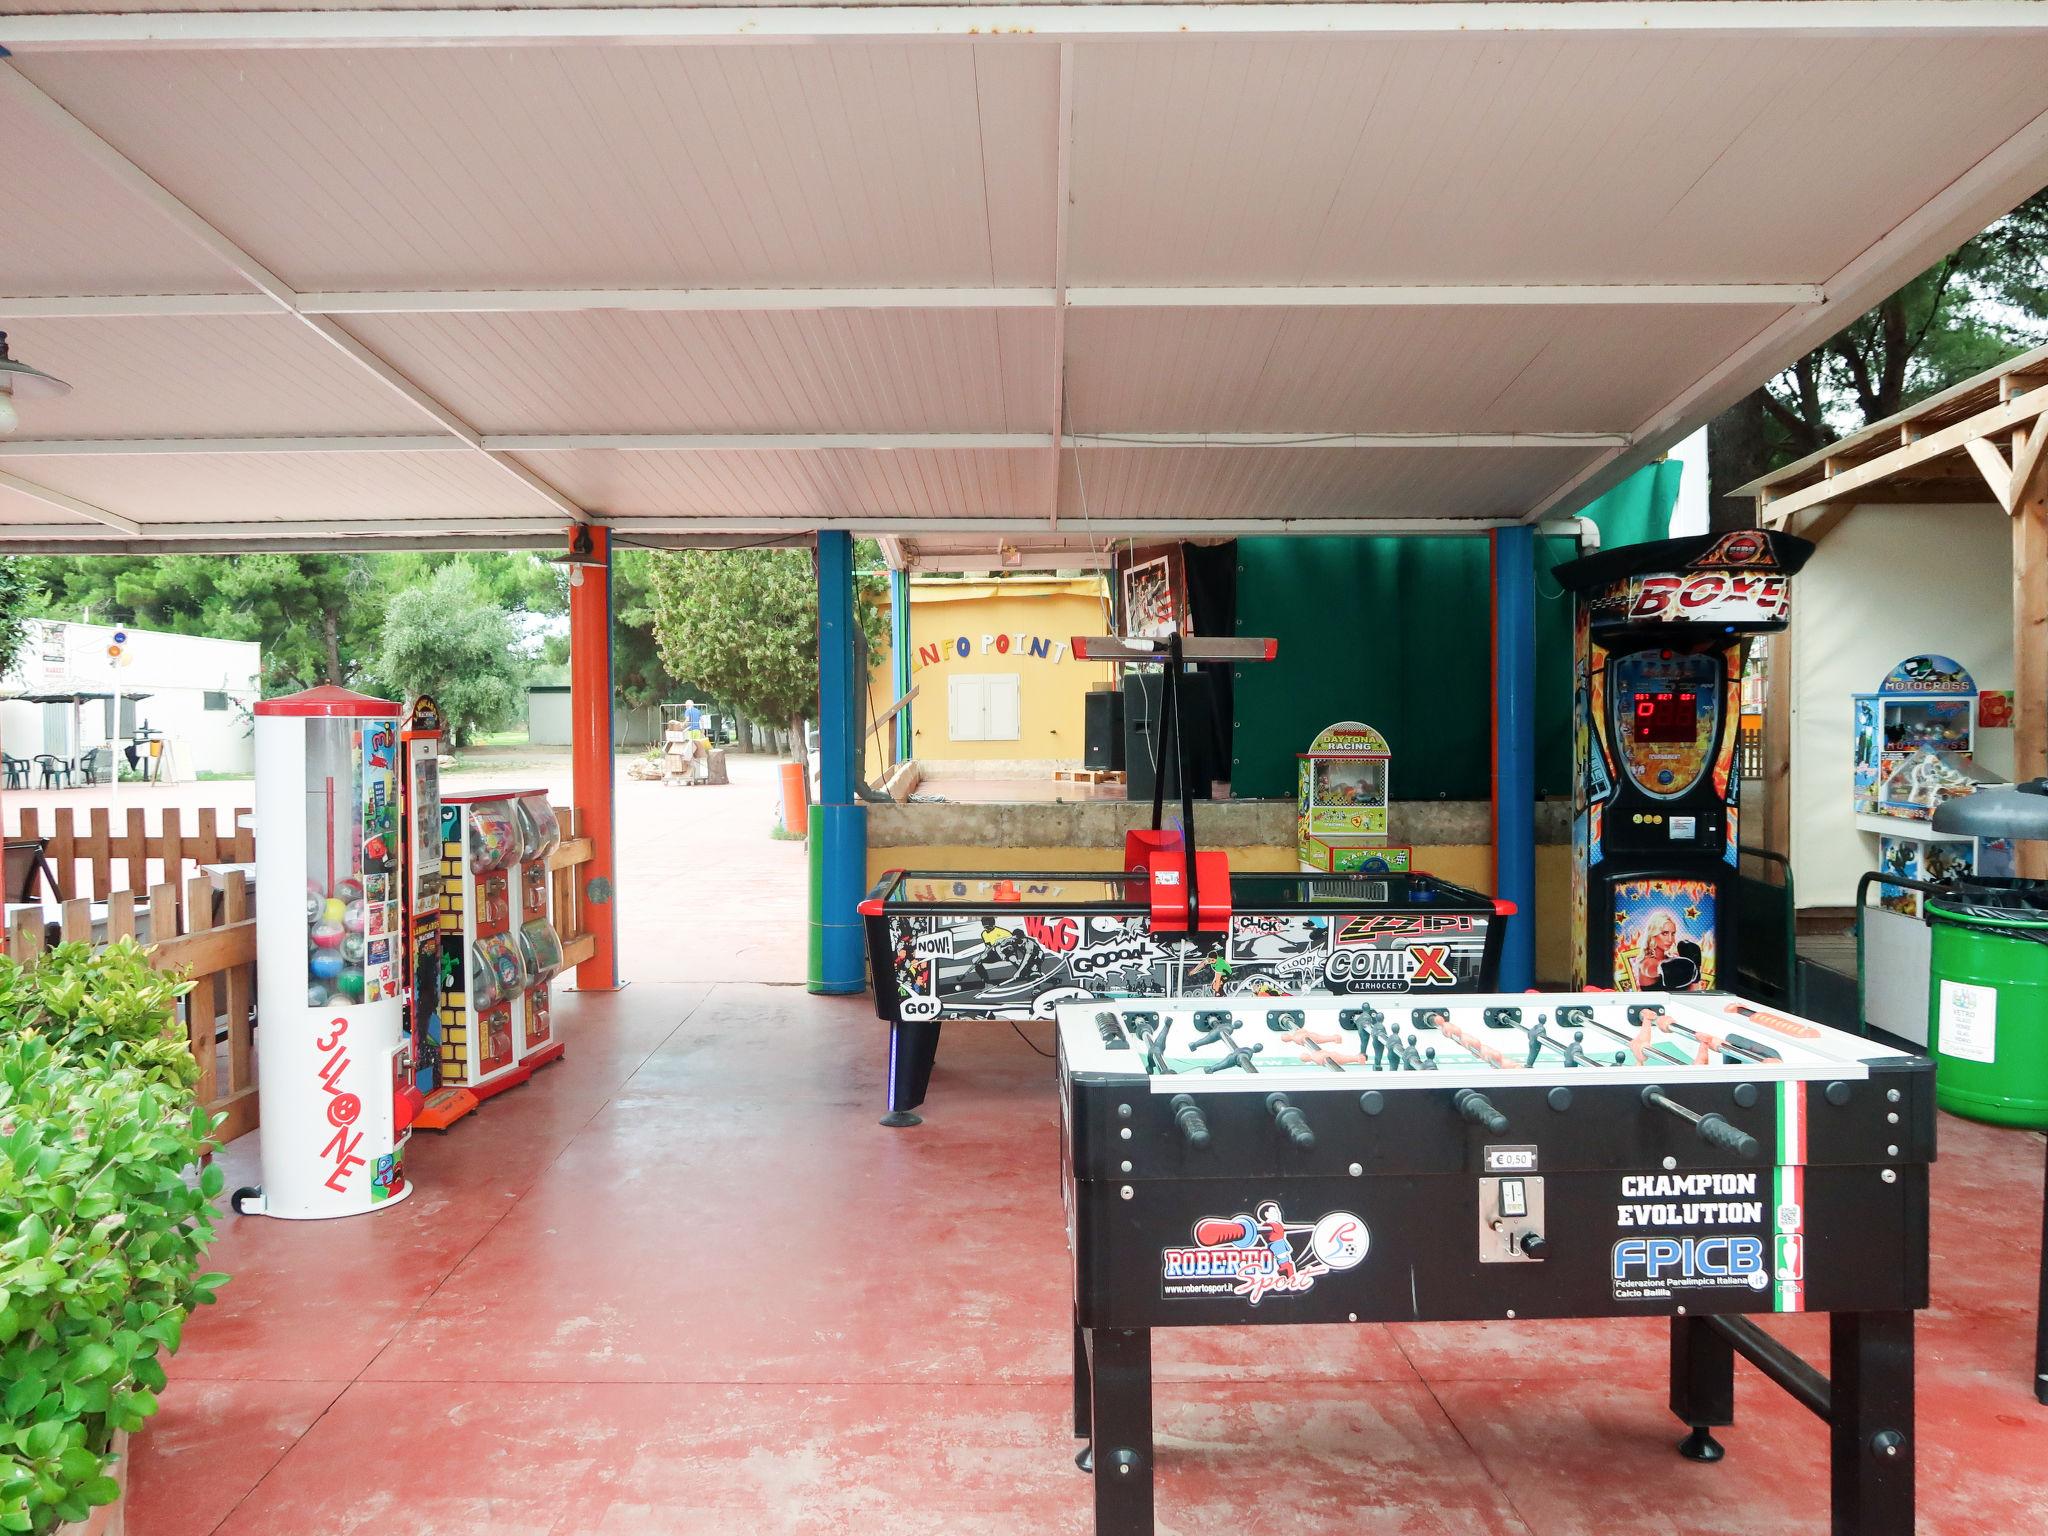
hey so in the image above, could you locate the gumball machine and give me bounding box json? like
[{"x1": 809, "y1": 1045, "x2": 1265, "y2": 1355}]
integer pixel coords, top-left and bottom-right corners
[
  {"x1": 432, "y1": 792, "x2": 534, "y2": 1116},
  {"x1": 513, "y1": 792, "x2": 566, "y2": 1067},
  {"x1": 237, "y1": 688, "x2": 416, "y2": 1219}
]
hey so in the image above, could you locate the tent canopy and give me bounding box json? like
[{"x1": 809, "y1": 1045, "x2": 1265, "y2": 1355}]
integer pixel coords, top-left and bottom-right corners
[{"x1": 7, "y1": 3, "x2": 2048, "y2": 562}]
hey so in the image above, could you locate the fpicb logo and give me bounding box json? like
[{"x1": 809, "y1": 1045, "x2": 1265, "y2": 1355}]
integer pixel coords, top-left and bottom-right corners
[{"x1": 1613, "y1": 1235, "x2": 1765, "y2": 1283}]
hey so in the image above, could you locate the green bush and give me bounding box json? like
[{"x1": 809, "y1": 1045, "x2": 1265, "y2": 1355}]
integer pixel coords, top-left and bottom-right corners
[
  {"x1": 0, "y1": 941, "x2": 197, "y2": 1094},
  {"x1": 0, "y1": 947, "x2": 223, "y2": 1535}
]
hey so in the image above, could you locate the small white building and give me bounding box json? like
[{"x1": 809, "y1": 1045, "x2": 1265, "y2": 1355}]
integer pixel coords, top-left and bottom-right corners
[{"x1": 0, "y1": 620, "x2": 262, "y2": 780}]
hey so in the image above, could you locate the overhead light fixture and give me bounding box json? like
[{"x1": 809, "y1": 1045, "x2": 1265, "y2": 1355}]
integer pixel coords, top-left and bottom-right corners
[
  {"x1": 550, "y1": 523, "x2": 605, "y2": 587},
  {"x1": 0, "y1": 330, "x2": 71, "y2": 436}
]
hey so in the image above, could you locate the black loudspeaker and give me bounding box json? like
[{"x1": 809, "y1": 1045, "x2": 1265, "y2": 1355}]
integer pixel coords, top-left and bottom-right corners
[
  {"x1": 1084, "y1": 689, "x2": 1125, "y2": 771},
  {"x1": 1123, "y1": 671, "x2": 1215, "y2": 802}
]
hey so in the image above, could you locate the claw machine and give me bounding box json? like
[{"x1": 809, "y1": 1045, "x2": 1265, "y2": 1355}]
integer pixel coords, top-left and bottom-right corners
[
  {"x1": 237, "y1": 687, "x2": 417, "y2": 1219},
  {"x1": 513, "y1": 792, "x2": 566, "y2": 1069}
]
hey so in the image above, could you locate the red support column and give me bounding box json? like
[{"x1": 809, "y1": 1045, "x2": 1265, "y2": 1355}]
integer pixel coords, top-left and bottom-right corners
[{"x1": 569, "y1": 525, "x2": 620, "y2": 990}]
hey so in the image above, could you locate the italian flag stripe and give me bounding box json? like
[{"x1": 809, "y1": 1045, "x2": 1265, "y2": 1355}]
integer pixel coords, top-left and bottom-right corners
[{"x1": 1772, "y1": 1083, "x2": 1807, "y2": 1313}]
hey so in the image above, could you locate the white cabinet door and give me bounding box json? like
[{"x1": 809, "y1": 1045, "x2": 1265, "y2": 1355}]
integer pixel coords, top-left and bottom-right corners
[
  {"x1": 947, "y1": 673, "x2": 1021, "y2": 741},
  {"x1": 985, "y1": 674, "x2": 1021, "y2": 741},
  {"x1": 948, "y1": 674, "x2": 987, "y2": 741}
]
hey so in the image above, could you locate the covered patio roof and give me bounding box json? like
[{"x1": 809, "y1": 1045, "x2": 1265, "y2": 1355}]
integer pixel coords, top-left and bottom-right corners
[{"x1": 6, "y1": 4, "x2": 2048, "y2": 561}]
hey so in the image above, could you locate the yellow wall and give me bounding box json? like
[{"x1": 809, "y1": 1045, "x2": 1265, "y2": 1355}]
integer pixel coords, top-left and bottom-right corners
[
  {"x1": 867, "y1": 840, "x2": 1575, "y2": 985},
  {"x1": 869, "y1": 577, "x2": 1112, "y2": 769}
]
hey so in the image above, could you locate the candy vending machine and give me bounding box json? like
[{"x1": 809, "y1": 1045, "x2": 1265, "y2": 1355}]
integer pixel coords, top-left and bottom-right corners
[
  {"x1": 433, "y1": 792, "x2": 532, "y2": 1116},
  {"x1": 512, "y1": 792, "x2": 566, "y2": 1069},
  {"x1": 238, "y1": 687, "x2": 416, "y2": 1218}
]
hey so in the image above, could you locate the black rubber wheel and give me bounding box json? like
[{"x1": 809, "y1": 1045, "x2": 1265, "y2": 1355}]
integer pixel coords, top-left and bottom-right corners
[{"x1": 230, "y1": 1186, "x2": 260, "y2": 1216}]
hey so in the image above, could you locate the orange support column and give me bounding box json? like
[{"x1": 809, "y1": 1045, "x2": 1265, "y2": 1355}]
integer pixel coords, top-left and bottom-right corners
[{"x1": 569, "y1": 525, "x2": 620, "y2": 990}]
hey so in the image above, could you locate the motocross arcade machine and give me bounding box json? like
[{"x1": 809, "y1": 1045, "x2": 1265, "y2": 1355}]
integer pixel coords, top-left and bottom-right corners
[{"x1": 1554, "y1": 529, "x2": 1812, "y2": 993}]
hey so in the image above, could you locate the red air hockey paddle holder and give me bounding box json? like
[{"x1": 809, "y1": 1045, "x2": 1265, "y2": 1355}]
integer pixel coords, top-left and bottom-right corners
[{"x1": 1074, "y1": 631, "x2": 1279, "y2": 936}]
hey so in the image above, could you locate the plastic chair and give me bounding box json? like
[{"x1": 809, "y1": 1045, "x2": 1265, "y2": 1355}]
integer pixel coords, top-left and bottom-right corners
[
  {"x1": 1, "y1": 755, "x2": 26, "y2": 790},
  {"x1": 32, "y1": 754, "x2": 71, "y2": 789}
]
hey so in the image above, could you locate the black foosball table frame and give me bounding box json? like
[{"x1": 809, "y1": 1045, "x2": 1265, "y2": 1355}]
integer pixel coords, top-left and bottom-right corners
[{"x1": 1061, "y1": 993, "x2": 1932, "y2": 1536}]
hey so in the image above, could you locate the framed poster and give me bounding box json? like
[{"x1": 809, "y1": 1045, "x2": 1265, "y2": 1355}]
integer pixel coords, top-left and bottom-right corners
[{"x1": 1122, "y1": 554, "x2": 1178, "y2": 639}]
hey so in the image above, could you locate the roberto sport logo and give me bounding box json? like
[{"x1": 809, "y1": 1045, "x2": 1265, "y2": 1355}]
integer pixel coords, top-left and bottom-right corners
[
  {"x1": 1162, "y1": 1202, "x2": 1369, "y2": 1305},
  {"x1": 1611, "y1": 1235, "x2": 1769, "y2": 1301}
]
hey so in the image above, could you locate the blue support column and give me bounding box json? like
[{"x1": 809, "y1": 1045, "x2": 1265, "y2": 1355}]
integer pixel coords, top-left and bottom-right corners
[
  {"x1": 1492, "y1": 526, "x2": 1537, "y2": 990},
  {"x1": 809, "y1": 530, "x2": 868, "y2": 994},
  {"x1": 890, "y1": 566, "x2": 913, "y2": 763}
]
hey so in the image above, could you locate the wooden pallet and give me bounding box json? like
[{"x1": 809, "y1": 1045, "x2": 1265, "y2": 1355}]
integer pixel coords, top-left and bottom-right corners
[{"x1": 1053, "y1": 768, "x2": 1125, "y2": 785}]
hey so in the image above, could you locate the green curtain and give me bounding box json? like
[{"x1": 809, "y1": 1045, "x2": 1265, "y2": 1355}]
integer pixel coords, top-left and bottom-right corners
[{"x1": 1231, "y1": 461, "x2": 1684, "y2": 802}]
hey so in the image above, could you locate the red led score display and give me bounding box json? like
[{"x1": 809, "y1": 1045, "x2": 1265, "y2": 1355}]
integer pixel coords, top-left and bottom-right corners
[{"x1": 1631, "y1": 690, "x2": 1699, "y2": 743}]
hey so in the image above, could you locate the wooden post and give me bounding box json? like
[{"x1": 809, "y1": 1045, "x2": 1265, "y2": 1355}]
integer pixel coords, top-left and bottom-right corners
[
  {"x1": 122, "y1": 808, "x2": 145, "y2": 894},
  {"x1": 2017, "y1": 489, "x2": 2048, "y2": 878},
  {"x1": 182, "y1": 874, "x2": 219, "y2": 1107},
  {"x1": 88, "y1": 806, "x2": 110, "y2": 898},
  {"x1": 1762, "y1": 622, "x2": 1795, "y2": 861}
]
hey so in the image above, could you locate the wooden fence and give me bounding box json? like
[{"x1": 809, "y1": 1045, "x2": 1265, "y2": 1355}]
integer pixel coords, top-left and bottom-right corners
[
  {"x1": 12, "y1": 803, "x2": 254, "y2": 902},
  {"x1": 7, "y1": 871, "x2": 260, "y2": 1143},
  {"x1": 4, "y1": 803, "x2": 598, "y2": 1143}
]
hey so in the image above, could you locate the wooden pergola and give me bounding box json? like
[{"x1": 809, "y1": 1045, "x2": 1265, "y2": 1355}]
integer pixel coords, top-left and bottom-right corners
[{"x1": 1739, "y1": 344, "x2": 2048, "y2": 875}]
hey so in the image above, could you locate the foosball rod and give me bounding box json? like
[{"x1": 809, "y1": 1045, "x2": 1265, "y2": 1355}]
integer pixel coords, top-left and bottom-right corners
[{"x1": 1558, "y1": 1006, "x2": 1695, "y2": 1070}]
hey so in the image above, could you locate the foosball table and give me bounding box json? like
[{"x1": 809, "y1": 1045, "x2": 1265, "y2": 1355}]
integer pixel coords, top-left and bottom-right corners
[{"x1": 1060, "y1": 992, "x2": 1932, "y2": 1536}]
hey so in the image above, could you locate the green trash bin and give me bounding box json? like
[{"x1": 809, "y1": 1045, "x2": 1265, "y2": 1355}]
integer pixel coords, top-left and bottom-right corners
[{"x1": 1926, "y1": 879, "x2": 2048, "y2": 1129}]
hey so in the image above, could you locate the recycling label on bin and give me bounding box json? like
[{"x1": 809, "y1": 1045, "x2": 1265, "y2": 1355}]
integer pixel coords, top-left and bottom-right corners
[{"x1": 1939, "y1": 979, "x2": 1998, "y2": 1064}]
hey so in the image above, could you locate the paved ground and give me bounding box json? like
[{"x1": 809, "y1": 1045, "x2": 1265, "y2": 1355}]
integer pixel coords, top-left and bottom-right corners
[
  {"x1": 3, "y1": 747, "x2": 809, "y2": 986},
  {"x1": 124, "y1": 986, "x2": 2048, "y2": 1535}
]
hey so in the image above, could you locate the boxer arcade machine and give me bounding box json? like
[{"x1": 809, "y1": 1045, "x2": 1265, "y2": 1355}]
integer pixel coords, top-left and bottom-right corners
[
  {"x1": 238, "y1": 688, "x2": 422, "y2": 1218},
  {"x1": 1556, "y1": 531, "x2": 1812, "y2": 992}
]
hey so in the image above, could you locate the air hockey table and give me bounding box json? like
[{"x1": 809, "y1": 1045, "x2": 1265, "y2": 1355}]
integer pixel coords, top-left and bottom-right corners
[{"x1": 860, "y1": 867, "x2": 1511, "y2": 1125}]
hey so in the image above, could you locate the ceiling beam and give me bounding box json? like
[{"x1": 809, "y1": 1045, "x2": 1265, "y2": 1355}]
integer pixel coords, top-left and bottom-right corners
[
  {"x1": 6, "y1": 3, "x2": 2044, "y2": 51},
  {"x1": 0, "y1": 429, "x2": 1629, "y2": 457},
  {"x1": 2, "y1": 283, "x2": 1820, "y2": 320},
  {"x1": 1760, "y1": 385, "x2": 2048, "y2": 525},
  {"x1": 1526, "y1": 93, "x2": 2048, "y2": 524},
  {"x1": 0, "y1": 62, "x2": 588, "y2": 524},
  {"x1": 906, "y1": 552, "x2": 1116, "y2": 572},
  {"x1": 0, "y1": 467, "x2": 142, "y2": 534},
  {"x1": 1047, "y1": 41, "x2": 1075, "y2": 531}
]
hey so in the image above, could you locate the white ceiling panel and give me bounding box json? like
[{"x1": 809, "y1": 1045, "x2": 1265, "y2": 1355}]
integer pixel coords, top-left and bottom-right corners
[
  {"x1": 1069, "y1": 33, "x2": 2048, "y2": 285},
  {"x1": 519, "y1": 447, "x2": 1049, "y2": 522},
  {"x1": 0, "y1": 80, "x2": 245, "y2": 295},
  {"x1": 1063, "y1": 303, "x2": 1787, "y2": 434},
  {"x1": 14, "y1": 43, "x2": 1060, "y2": 291},
  {"x1": 0, "y1": 451, "x2": 531, "y2": 526},
  {"x1": 342, "y1": 308, "x2": 1053, "y2": 435},
  {"x1": 0, "y1": 316, "x2": 441, "y2": 438},
  {"x1": 1057, "y1": 444, "x2": 1600, "y2": 523}
]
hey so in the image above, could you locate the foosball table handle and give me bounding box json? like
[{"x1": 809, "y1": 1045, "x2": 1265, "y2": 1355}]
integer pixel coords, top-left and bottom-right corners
[
  {"x1": 1265, "y1": 1093, "x2": 1316, "y2": 1150},
  {"x1": 1641, "y1": 1085, "x2": 1763, "y2": 1162},
  {"x1": 1452, "y1": 1088, "x2": 1510, "y2": 1135},
  {"x1": 1695, "y1": 1111, "x2": 1762, "y2": 1161},
  {"x1": 1170, "y1": 1093, "x2": 1211, "y2": 1151}
]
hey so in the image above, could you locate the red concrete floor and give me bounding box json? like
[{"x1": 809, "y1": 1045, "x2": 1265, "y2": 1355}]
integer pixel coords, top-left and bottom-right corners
[{"x1": 131, "y1": 986, "x2": 2048, "y2": 1535}]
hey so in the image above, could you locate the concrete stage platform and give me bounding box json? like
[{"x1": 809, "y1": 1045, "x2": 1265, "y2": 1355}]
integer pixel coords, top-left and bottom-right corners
[{"x1": 132, "y1": 984, "x2": 2048, "y2": 1535}]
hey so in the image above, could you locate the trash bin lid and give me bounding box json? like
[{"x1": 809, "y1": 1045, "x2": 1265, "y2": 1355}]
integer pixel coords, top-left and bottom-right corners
[
  {"x1": 1932, "y1": 779, "x2": 2048, "y2": 839},
  {"x1": 1927, "y1": 885, "x2": 2048, "y2": 927}
]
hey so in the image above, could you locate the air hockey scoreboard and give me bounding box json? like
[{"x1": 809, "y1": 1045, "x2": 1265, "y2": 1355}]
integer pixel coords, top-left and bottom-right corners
[{"x1": 1060, "y1": 991, "x2": 1930, "y2": 1536}]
